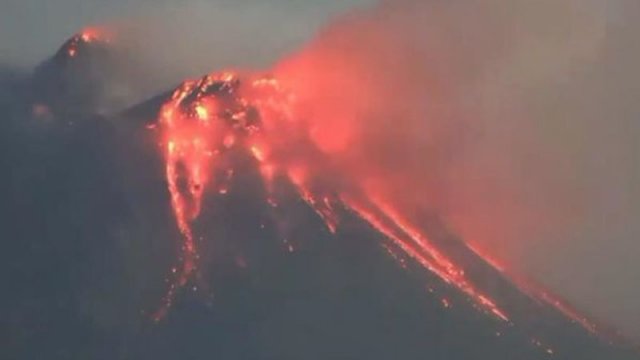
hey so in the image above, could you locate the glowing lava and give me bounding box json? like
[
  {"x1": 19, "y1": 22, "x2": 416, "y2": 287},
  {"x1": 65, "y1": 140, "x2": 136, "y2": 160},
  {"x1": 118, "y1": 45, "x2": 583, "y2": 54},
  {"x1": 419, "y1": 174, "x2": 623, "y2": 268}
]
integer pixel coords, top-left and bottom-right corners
[
  {"x1": 63, "y1": 27, "x2": 110, "y2": 58},
  {"x1": 150, "y1": 66, "x2": 612, "y2": 347},
  {"x1": 153, "y1": 70, "x2": 511, "y2": 323},
  {"x1": 154, "y1": 72, "x2": 281, "y2": 319}
]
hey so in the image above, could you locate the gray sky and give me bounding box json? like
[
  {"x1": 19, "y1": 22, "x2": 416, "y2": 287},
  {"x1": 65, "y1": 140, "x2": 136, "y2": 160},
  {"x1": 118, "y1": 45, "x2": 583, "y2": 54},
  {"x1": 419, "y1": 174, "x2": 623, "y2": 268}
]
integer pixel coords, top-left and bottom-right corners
[{"x1": 0, "y1": 0, "x2": 375, "y2": 67}]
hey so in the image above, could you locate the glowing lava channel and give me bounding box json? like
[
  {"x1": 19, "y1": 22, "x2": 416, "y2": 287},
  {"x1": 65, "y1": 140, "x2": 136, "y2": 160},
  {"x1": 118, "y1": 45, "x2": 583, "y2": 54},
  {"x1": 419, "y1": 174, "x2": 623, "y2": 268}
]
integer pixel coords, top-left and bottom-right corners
[
  {"x1": 152, "y1": 70, "x2": 514, "y2": 324},
  {"x1": 153, "y1": 70, "x2": 606, "y2": 337}
]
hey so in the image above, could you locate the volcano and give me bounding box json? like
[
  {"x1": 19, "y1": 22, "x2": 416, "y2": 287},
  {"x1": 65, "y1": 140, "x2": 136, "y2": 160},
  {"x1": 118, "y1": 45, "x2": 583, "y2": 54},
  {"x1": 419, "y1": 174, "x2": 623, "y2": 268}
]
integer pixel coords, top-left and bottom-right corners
[{"x1": 1, "y1": 32, "x2": 639, "y2": 360}]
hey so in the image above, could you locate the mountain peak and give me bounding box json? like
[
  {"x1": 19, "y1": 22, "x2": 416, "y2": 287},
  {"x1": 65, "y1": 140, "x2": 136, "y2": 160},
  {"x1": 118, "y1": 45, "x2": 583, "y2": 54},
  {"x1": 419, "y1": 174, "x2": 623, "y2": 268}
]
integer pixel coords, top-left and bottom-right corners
[{"x1": 58, "y1": 27, "x2": 112, "y2": 61}]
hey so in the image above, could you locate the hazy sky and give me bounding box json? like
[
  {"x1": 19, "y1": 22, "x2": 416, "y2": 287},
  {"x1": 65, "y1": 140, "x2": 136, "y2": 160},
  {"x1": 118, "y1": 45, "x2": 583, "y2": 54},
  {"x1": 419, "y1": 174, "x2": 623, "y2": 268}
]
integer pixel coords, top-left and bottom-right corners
[{"x1": 0, "y1": 0, "x2": 375, "y2": 67}]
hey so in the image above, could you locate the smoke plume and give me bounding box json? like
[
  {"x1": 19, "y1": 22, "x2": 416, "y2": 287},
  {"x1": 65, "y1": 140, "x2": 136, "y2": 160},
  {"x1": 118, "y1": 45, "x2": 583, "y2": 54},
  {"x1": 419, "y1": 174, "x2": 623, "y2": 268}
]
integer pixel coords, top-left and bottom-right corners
[{"x1": 274, "y1": 0, "x2": 640, "y2": 338}]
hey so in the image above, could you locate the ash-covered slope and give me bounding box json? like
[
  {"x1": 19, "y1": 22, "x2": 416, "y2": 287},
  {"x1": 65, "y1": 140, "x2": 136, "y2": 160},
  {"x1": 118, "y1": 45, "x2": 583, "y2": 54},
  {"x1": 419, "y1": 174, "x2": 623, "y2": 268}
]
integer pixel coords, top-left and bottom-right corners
[{"x1": 1, "y1": 36, "x2": 638, "y2": 360}]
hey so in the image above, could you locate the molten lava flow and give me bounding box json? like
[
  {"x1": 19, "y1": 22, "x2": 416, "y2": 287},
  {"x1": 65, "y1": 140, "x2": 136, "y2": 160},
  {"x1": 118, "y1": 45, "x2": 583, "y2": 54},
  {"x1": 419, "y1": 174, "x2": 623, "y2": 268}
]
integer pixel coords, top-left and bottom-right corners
[
  {"x1": 155, "y1": 72, "x2": 249, "y2": 319},
  {"x1": 152, "y1": 70, "x2": 512, "y2": 323},
  {"x1": 149, "y1": 66, "x2": 611, "y2": 344},
  {"x1": 150, "y1": 67, "x2": 609, "y2": 344},
  {"x1": 341, "y1": 193, "x2": 509, "y2": 321}
]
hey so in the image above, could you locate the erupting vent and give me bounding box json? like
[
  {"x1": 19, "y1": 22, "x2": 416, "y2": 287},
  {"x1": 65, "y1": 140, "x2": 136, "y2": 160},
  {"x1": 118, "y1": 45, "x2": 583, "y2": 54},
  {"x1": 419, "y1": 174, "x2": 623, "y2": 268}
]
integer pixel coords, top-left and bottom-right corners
[
  {"x1": 151, "y1": 71, "x2": 510, "y2": 324},
  {"x1": 60, "y1": 27, "x2": 110, "y2": 59}
]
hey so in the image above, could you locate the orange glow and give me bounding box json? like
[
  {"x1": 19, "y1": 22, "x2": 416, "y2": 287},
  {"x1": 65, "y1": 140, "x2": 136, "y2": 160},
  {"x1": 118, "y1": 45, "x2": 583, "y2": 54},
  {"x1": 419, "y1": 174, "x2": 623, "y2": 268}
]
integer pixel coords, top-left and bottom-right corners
[
  {"x1": 466, "y1": 242, "x2": 507, "y2": 273},
  {"x1": 250, "y1": 144, "x2": 266, "y2": 162},
  {"x1": 79, "y1": 27, "x2": 107, "y2": 42},
  {"x1": 63, "y1": 27, "x2": 111, "y2": 59},
  {"x1": 151, "y1": 69, "x2": 510, "y2": 326},
  {"x1": 153, "y1": 71, "x2": 294, "y2": 318},
  {"x1": 342, "y1": 193, "x2": 509, "y2": 322},
  {"x1": 441, "y1": 298, "x2": 451, "y2": 308},
  {"x1": 149, "y1": 68, "x2": 597, "y2": 337}
]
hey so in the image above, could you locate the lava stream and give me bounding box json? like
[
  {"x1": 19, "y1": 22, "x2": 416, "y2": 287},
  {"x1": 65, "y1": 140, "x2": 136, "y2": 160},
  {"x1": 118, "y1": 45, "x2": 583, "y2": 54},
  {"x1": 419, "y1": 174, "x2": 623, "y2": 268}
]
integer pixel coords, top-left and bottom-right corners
[{"x1": 152, "y1": 70, "x2": 511, "y2": 324}]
